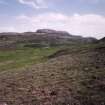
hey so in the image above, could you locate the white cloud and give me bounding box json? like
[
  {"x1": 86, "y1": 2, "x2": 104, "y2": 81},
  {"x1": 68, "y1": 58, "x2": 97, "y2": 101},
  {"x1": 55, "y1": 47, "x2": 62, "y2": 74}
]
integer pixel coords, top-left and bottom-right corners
[
  {"x1": 1, "y1": 13, "x2": 105, "y2": 39},
  {"x1": 14, "y1": 13, "x2": 105, "y2": 39},
  {"x1": 18, "y1": 0, "x2": 47, "y2": 9}
]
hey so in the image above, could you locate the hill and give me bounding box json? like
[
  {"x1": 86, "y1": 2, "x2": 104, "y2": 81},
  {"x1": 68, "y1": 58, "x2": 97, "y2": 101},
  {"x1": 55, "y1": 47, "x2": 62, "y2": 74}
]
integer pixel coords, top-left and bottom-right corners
[
  {"x1": 99, "y1": 37, "x2": 105, "y2": 42},
  {"x1": 0, "y1": 29, "x2": 97, "y2": 49},
  {"x1": 0, "y1": 30, "x2": 104, "y2": 105}
]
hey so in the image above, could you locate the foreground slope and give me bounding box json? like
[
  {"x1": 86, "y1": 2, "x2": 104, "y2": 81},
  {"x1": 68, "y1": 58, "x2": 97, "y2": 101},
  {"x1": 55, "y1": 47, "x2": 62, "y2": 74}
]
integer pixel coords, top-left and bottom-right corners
[{"x1": 0, "y1": 43, "x2": 105, "y2": 105}]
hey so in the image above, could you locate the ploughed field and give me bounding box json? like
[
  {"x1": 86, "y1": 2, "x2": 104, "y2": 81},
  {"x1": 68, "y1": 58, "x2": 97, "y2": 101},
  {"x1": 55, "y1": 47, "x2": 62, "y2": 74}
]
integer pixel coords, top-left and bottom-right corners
[{"x1": 0, "y1": 43, "x2": 105, "y2": 105}]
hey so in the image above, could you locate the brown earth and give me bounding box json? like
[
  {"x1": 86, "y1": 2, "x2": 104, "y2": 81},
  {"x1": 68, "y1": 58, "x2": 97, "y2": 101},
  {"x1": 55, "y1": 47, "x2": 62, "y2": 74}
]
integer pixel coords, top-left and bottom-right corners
[{"x1": 0, "y1": 44, "x2": 105, "y2": 105}]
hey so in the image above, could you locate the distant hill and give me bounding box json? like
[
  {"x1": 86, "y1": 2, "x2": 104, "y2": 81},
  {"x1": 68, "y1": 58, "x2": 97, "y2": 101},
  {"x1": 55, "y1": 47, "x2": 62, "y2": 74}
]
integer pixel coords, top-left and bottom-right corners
[
  {"x1": 0, "y1": 29, "x2": 97, "y2": 49},
  {"x1": 99, "y1": 37, "x2": 105, "y2": 42}
]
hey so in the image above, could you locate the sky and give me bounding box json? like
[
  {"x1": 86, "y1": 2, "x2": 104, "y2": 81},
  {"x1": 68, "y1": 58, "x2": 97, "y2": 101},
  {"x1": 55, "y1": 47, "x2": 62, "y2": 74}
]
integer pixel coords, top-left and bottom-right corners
[{"x1": 0, "y1": 0, "x2": 105, "y2": 39}]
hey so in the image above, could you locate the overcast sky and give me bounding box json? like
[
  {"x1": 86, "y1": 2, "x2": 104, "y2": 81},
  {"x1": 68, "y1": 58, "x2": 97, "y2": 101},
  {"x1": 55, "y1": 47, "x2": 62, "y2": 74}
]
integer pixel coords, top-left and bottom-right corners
[{"x1": 0, "y1": 0, "x2": 105, "y2": 39}]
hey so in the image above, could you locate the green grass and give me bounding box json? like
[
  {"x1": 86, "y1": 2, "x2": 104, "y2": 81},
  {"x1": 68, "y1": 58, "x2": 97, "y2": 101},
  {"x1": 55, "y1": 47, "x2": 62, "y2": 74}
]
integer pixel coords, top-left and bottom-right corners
[
  {"x1": 0, "y1": 47, "x2": 60, "y2": 71},
  {"x1": 0, "y1": 42, "x2": 103, "y2": 71}
]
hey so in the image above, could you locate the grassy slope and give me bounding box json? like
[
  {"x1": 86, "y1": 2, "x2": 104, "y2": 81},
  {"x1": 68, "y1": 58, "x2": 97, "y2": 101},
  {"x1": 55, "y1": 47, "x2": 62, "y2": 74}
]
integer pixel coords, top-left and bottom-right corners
[
  {"x1": 0, "y1": 47, "x2": 60, "y2": 71},
  {"x1": 0, "y1": 43, "x2": 105, "y2": 105}
]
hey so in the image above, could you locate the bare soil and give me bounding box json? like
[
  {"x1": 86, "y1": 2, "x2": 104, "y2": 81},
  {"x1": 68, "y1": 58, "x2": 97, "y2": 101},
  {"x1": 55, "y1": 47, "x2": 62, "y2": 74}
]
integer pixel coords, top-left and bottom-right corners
[{"x1": 0, "y1": 44, "x2": 105, "y2": 105}]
